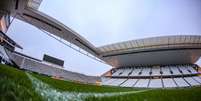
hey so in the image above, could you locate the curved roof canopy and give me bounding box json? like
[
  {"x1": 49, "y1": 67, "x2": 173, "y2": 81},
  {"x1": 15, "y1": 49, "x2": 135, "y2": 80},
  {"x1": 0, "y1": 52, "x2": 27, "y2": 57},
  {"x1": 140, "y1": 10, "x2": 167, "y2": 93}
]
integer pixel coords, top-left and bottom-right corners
[
  {"x1": 2, "y1": 0, "x2": 99, "y2": 56},
  {"x1": 98, "y1": 35, "x2": 201, "y2": 55},
  {"x1": 98, "y1": 35, "x2": 201, "y2": 67}
]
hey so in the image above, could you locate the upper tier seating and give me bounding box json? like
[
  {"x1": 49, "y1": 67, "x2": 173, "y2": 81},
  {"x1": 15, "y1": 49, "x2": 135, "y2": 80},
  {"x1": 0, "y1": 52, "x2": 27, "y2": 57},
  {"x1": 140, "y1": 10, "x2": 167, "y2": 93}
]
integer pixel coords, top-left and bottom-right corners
[
  {"x1": 120, "y1": 68, "x2": 133, "y2": 76},
  {"x1": 161, "y1": 66, "x2": 172, "y2": 76},
  {"x1": 112, "y1": 68, "x2": 124, "y2": 76},
  {"x1": 141, "y1": 67, "x2": 151, "y2": 76},
  {"x1": 151, "y1": 66, "x2": 161, "y2": 76},
  {"x1": 129, "y1": 67, "x2": 142, "y2": 76}
]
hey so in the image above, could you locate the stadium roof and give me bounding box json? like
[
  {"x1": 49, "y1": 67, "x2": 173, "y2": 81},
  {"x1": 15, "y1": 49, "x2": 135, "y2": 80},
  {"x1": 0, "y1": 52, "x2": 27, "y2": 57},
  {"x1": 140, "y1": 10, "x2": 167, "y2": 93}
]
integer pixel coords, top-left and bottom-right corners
[
  {"x1": 98, "y1": 35, "x2": 201, "y2": 67},
  {"x1": 1, "y1": 0, "x2": 201, "y2": 67},
  {"x1": 98, "y1": 35, "x2": 201, "y2": 55},
  {"x1": 0, "y1": 0, "x2": 99, "y2": 56}
]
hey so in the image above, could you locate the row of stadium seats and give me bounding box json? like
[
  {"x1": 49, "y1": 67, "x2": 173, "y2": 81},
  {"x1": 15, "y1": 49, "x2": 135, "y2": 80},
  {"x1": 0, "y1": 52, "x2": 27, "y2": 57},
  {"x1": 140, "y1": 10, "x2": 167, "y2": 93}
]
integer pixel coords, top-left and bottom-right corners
[
  {"x1": 111, "y1": 65, "x2": 198, "y2": 77},
  {"x1": 102, "y1": 76, "x2": 201, "y2": 88},
  {"x1": 10, "y1": 52, "x2": 100, "y2": 84},
  {"x1": 0, "y1": 45, "x2": 12, "y2": 64}
]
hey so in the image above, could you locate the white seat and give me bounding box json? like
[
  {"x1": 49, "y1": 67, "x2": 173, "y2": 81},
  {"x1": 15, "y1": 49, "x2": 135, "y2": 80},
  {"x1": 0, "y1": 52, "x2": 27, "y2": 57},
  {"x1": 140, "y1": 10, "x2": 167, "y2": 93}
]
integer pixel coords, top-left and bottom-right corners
[
  {"x1": 149, "y1": 79, "x2": 163, "y2": 88},
  {"x1": 151, "y1": 67, "x2": 161, "y2": 76},
  {"x1": 101, "y1": 77, "x2": 110, "y2": 82},
  {"x1": 163, "y1": 78, "x2": 177, "y2": 88},
  {"x1": 107, "y1": 79, "x2": 127, "y2": 86},
  {"x1": 184, "y1": 77, "x2": 200, "y2": 86},
  {"x1": 192, "y1": 76, "x2": 201, "y2": 84},
  {"x1": 130, "y1": 68, "x2": 142, "y2": 76},
  {"x1": 0, "y1": 45, "x2": 10, "y2": 61},
  {"x1": 112, "y1": 69, "x2": 124, "y2": 76},
  {"x1": 120, "y1": 79, "x2": 138, "y2": 87},
  {"x1": 178, "y1": 66, "x2": 191, "y2": 75},
  {"x1": 170, "y1": 66, "x2": 181, "y2": 75},
  {"x1": 174, "y1": 78, "x2": 189, "y2": 87},
  {"x1": 141, "y1": 67, "x2": 151, "y2": 76},
  {"x1": 187, "y1": 66, "x2": 198, "y2": 74},
  {"x1": 134, "y1": 79, "x2": 149, "y2": 88},
  {"x1": 161, "y1": 66, "x2": 171, "y2": 76},
  {"x1": 121, "y1": 68, "x2": 132, "y2": 76},
  {"x1": 102, "y1": 78, "x2": 116, "y2": 85}
]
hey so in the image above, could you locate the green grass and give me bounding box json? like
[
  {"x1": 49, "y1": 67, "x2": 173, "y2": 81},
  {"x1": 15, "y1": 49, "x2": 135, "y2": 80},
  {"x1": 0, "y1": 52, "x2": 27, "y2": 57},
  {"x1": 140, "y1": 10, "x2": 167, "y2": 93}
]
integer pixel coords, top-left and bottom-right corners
[
  {"x1": 86, "y1": 87, "x2": 201, "y2": 101},
  {"x1": 1, "y1": 64, "x2": 201, "y2": 101},
  {"x1": 0, "y1": 64, "x2": 43, "y2": 101},
  {"x1": 32, "y1": 73, "x2": 136, "y2": 93}
]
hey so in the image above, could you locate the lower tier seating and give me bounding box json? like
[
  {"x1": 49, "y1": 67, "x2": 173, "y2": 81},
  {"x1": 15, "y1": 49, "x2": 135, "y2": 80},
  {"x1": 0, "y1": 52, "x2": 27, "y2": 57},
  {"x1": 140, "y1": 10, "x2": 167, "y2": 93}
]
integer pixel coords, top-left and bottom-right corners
[
  {"x1": 102, "y1": 76, "x2": 201, "y2": 88},
  {"x1": 102, "y1": 64, "x2": 201, "y2": 88},
  {"x1": 10, "y1": 52, "x2": 100, "y2": 84}
]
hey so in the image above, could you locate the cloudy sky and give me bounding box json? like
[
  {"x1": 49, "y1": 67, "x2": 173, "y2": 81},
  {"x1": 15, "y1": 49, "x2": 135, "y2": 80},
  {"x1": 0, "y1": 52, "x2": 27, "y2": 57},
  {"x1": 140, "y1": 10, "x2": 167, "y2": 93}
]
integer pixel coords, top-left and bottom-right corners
[{"x1": 7, "y1": 0, "x2": 201, "y2": 76}]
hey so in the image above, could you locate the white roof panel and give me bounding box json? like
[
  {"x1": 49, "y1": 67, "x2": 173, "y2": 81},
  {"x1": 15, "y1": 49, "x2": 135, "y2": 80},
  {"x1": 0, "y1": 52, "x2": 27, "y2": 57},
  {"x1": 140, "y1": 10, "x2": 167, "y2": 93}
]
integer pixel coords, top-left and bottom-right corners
[{"x1": 98, "y1": 35, "x2": 201, "y2": 54}]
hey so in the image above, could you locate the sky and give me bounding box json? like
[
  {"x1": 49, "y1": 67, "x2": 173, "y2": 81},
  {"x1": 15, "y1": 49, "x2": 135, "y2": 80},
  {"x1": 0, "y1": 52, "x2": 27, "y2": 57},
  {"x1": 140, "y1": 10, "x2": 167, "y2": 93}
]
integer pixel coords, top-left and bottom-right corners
[{"x1": 6, "y1": 0, "x2": 201, "y2": 76}]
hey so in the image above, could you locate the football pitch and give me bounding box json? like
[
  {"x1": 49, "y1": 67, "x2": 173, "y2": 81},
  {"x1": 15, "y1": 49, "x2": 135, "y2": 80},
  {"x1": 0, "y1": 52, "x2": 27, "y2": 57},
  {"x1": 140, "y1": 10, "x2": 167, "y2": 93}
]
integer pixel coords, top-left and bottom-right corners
[{"x1": 0, "y1": 64, "x2": 201, "y2": 101}]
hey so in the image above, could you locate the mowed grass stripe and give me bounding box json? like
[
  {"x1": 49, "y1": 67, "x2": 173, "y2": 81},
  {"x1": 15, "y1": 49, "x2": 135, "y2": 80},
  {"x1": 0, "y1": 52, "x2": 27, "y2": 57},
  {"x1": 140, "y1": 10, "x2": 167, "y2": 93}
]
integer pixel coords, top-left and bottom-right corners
[
  {"x1": 32, "y1": 72, "x2": 137, "y2": 93},
  {"x1": 0, "y1": 64, "x2": 43, "y2": 101},
  {"x1": 27, "y1": 72, "x2": 149, "y2": 101}
]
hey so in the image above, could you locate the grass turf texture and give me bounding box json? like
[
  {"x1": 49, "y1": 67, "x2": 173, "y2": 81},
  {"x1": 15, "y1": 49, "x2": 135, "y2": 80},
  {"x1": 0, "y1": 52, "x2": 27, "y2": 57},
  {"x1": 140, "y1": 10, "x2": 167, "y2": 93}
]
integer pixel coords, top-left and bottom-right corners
[
  {"x1": 1, "y1": 64, "x2": 201, "y2": 101},
  {"x1": 0, "y1": 64, "x2": 43, "y2": 101},
  {"x1": 32, "y1": 72, "x2": 136, "y2": 93}
]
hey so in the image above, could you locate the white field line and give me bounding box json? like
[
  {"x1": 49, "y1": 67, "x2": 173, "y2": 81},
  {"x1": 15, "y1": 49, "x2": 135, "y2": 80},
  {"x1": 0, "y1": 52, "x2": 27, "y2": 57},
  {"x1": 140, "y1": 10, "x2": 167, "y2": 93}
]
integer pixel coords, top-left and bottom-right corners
[{"x1": 26, "y1": 73, "x2": 150, "y2": 101}]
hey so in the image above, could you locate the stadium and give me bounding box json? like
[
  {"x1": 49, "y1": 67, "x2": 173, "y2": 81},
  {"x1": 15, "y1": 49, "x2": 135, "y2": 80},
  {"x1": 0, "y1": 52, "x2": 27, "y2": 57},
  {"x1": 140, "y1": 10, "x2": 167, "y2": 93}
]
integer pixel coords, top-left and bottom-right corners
[{"x1": 0, "y1": 0, "x2": 201, "y2": 101}]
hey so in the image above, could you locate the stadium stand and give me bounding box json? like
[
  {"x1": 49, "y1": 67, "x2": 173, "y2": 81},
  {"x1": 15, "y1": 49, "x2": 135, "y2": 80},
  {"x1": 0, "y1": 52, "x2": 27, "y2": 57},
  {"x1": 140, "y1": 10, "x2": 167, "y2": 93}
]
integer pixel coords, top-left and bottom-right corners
[
  {"x1": 107, "y1": 79, "x2": 126, "y2": 86},
  {"x1": 129, "y1": 67, "x2": 142, "y2": 76},
  {"x1": 102, "y1": 65, "x2": 201, "y2": 88},
  {"x1": 183, "y1": 77, "x2": 200, "y2": 86},
  {"x1": 0, "y1": 46, "x2": 9, "y2": 61},
  {"x1": 174, "y1": 77, "x2": 189, "y2": 87},
  {"x1": 149, "y1": 79, "x2": 163, "y2": 88},
  {"x1": 120, "y1": 79, "x2": 137, "y2": 87},
  {"x1": 134, "y1": 79, "x2": 149, "y2": 88},
  {"x1": 1, "y1": 0, "x2": 201, "y2": 89},
  {"x1": 141, "y1": 67, "x2": 151, "y2": 76},
  {"x1": 161, "y1": 66, "x2": 172, "y2": 76},
  {"x1": 120, "y1": 68, "x2": 132, "y2": 76},
  {"x1": 163, "y1": 78, "x2": 177, "y2": 88},
  {"x1": 151, "y1": 66, "x2": 161, "y2": 76},
  {"x1": 10, "y1": 52, "x2": 100, "y2": 84},
  {"x1": 0, "y1": 45, "x2": 12, "y2": 64}
]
